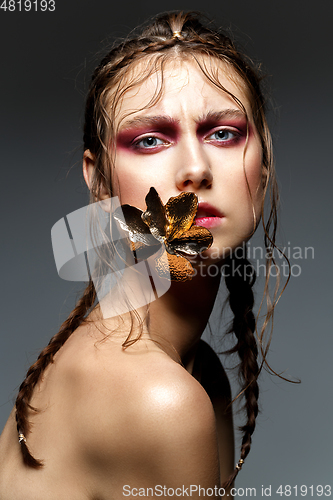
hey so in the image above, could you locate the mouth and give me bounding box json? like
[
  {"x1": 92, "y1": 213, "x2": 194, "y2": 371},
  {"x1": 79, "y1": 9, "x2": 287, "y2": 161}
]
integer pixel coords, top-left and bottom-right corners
[{"x1": 193, "y1": 202, "x2": 224, "y2": 229}]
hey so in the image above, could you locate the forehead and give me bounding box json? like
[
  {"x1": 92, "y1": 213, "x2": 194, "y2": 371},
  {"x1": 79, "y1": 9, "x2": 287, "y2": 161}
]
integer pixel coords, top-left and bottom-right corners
[{"x1": 114, "y1": 56, "x2": 253, "y2": 127}]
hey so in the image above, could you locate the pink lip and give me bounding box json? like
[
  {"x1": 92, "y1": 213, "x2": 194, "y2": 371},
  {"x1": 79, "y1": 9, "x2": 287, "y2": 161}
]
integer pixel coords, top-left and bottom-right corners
[{"x1": 193, "y1": 202, "x2": 224, "y2": 228}]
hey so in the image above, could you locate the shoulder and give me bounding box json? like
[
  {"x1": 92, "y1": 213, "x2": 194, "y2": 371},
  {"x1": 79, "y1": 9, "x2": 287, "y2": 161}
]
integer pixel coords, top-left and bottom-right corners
[
  {"x1": 131, "y1": 366, "x2": 220, "y2": 486},
  {"x1": 68, "y1": 340, "x2": 217, "y2": 440},
  {"x1": 60, "y1": 335, "x2": 220, "y2": 487},
  {"x1": 134, "y1": 359, "x2": 217, "y2": 438}
]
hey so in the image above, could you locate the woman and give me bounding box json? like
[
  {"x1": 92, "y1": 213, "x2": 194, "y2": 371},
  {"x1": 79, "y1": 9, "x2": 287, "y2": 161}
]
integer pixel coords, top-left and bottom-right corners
[{"x1": 0, "y1": 11, "x2": 284, "y2": 499}]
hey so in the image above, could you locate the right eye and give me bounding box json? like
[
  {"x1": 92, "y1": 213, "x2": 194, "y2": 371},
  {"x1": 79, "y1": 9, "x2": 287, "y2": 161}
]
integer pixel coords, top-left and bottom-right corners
[{"x1": 134, "y1": 136, "x2": 165, "y2": 149}]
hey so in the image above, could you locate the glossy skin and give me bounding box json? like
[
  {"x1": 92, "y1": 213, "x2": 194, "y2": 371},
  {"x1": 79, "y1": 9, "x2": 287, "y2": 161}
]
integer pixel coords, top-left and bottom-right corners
[
  {"x1": 0, "y1": 324, "x2": 228, "y2": 499},
  {"x1": 0, "y1": 57, "x2": 264, "y2": 499}
]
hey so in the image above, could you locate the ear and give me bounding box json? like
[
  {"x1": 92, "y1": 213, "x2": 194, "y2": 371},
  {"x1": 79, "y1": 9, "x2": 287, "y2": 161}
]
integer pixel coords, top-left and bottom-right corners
[
  {"x1": 83, "y1": 149, "x2": 110, "y2": 199},
  {"x1": 83, "y1": 149, "x2": 96, "y2": 191},
  {"x1": 83, "y1": 149, "x2": 111, "y2": 211}
]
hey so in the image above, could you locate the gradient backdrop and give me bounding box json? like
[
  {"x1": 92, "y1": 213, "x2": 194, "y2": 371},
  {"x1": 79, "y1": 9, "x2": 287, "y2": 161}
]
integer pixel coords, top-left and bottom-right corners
[{"x1": 1, "y1": 0, "x2": 332, "y2": 496}]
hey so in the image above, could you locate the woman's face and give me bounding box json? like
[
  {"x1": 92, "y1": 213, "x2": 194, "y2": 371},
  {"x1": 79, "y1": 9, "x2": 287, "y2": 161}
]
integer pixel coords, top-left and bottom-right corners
[{"x1": 112, "y1": 57, "x2": 264, "y2": 263}]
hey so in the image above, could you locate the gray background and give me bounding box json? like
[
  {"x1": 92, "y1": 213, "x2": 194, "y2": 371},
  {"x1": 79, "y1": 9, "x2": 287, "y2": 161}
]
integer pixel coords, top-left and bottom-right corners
[{"x1": 1, "y1": 0, "x2": 332, "y2": 496}]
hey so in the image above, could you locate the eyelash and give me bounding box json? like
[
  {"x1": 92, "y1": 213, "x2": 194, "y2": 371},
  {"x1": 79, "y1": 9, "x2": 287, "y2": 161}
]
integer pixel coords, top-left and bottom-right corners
[
  {"x1": 205, "y1": 128, "x2": 240, "y2": 144},
  {"x1": 133, "y1": 136, "x2": 167, "y2": 149},
  {"x1": 132, "y1": 127, "x2": 241, "y2": 151}
]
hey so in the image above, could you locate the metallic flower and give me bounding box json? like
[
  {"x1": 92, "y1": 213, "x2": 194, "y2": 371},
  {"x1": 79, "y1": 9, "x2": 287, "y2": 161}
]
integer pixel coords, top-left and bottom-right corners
[{"x1": 113, "y1": 187, "x2": 213, "y2": 281}]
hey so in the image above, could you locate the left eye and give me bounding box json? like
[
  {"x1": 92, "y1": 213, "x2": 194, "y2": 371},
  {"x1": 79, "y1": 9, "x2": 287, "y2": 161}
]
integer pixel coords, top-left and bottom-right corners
[
  {"x1": 135, "y1": 136, "x2": 164, "y2": 148},
  {"x1": 207, "y1": 129, "x2": 237, "y2": 141}
]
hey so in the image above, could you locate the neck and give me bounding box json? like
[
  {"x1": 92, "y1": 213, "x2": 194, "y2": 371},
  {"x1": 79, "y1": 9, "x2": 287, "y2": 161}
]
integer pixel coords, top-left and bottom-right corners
[
  {"x1": 96, "y1": 257, "x2": 222, "y2": 366},
  {"x1": 148, "y1": 270, "x2": 221, "y2": 362}
]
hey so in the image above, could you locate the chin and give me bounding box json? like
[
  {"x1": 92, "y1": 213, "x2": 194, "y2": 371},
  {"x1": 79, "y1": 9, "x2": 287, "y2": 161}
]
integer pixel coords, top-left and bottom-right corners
[
  {"x1": 188, "y1": 248, "x2": 226, "y2": 268},
  {"x1": 197, "y1": 241, "x2": 248, "y2": 265}
]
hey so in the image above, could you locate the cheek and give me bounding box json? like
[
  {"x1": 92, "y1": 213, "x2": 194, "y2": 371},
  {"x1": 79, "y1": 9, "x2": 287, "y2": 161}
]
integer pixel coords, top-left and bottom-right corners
[
  {"x1": 113, "y1": 150, "x2": 173, "y2": 209},
  {"x1": 114, "y1": 176, "x2": 146, "y2": 211},
  {"x1": 111, "y1": 160, "x2": 142, "y2": 207},
  {"x1": 112, "y1": 158, "x2": 162, "y2": 211}
]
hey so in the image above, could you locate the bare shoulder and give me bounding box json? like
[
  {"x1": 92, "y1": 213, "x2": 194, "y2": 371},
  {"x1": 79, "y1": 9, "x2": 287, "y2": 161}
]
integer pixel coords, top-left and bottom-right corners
[
  {"x1": 58, "y1": 321, "x2": 216, "y2": 416},
  {"x1": 67, "y1": 336, "x2": 217, "y2": 443},
  {"x1": 127, "y1": 361, "x2": 220, "y2": 487},
  {"x1": 59, "y1": 329, "x2": 220, "y2": 489}
]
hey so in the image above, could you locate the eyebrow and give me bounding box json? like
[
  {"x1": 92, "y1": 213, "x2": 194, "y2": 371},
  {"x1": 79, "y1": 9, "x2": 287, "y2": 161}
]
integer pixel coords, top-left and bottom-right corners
[
  {"x1": 119, "y1": 115, "x2": 180, "y2": 131},
  {"x1": 196, "y1": 109, "x2": 247, "y2": 123},
  {"x1": 118, "y1": 108, "x2": 247, "y2": 132}
]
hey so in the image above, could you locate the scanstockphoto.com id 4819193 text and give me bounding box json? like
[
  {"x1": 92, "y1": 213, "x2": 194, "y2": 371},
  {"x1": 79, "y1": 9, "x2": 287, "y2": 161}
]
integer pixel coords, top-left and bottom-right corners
[
  {"x1": 122, "y1": 484, "x2": 253, "y2": 497},
  {"x1": 122, "y1": 483, "x2": 332, "y2": 497}
]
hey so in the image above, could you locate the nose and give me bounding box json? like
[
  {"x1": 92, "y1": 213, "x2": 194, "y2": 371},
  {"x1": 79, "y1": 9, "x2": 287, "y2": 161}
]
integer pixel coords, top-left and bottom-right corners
[{"x1": 175, "y1": 142, "x2": 213, "y2": 192}]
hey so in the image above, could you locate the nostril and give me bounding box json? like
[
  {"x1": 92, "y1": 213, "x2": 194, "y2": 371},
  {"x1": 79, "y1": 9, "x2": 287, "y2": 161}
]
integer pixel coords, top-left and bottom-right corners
[
  {"x1": 202, "y1": 179, "x2": 212, "y2": 189},
  {"x1": 181, "y1": 178, "x2": 212, "y2": 189}
]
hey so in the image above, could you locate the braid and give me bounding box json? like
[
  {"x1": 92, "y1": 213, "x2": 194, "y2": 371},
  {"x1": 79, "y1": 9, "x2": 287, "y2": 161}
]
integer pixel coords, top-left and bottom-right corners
[
  {"x1": 222, "y1": 256, "x2": 259, "y2": 488},
  {"x1": 15, "y1": 280, "x2": 96, "y2": 467},
  {"x1": 22, "y1": 8, "x2": 279, "y2": 481}
]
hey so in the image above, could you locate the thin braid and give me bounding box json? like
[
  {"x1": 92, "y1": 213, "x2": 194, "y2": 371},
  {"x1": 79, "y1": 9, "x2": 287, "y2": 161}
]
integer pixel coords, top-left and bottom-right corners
[
  {"x1": 15, "y1": 280, "x2": 96, "y2": 468},
  {"x1": 222, "y1": 257, "x2": 259, "y2": 488}
]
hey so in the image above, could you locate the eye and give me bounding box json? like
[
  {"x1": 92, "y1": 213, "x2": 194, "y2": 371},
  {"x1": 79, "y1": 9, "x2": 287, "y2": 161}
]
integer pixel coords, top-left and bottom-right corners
[
  {"x1": 134, "y1": 136, "x2": 165, "y2": 149},
  {"x1": 207, "y1": 129, "x2": 238, "y2": 142}
]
